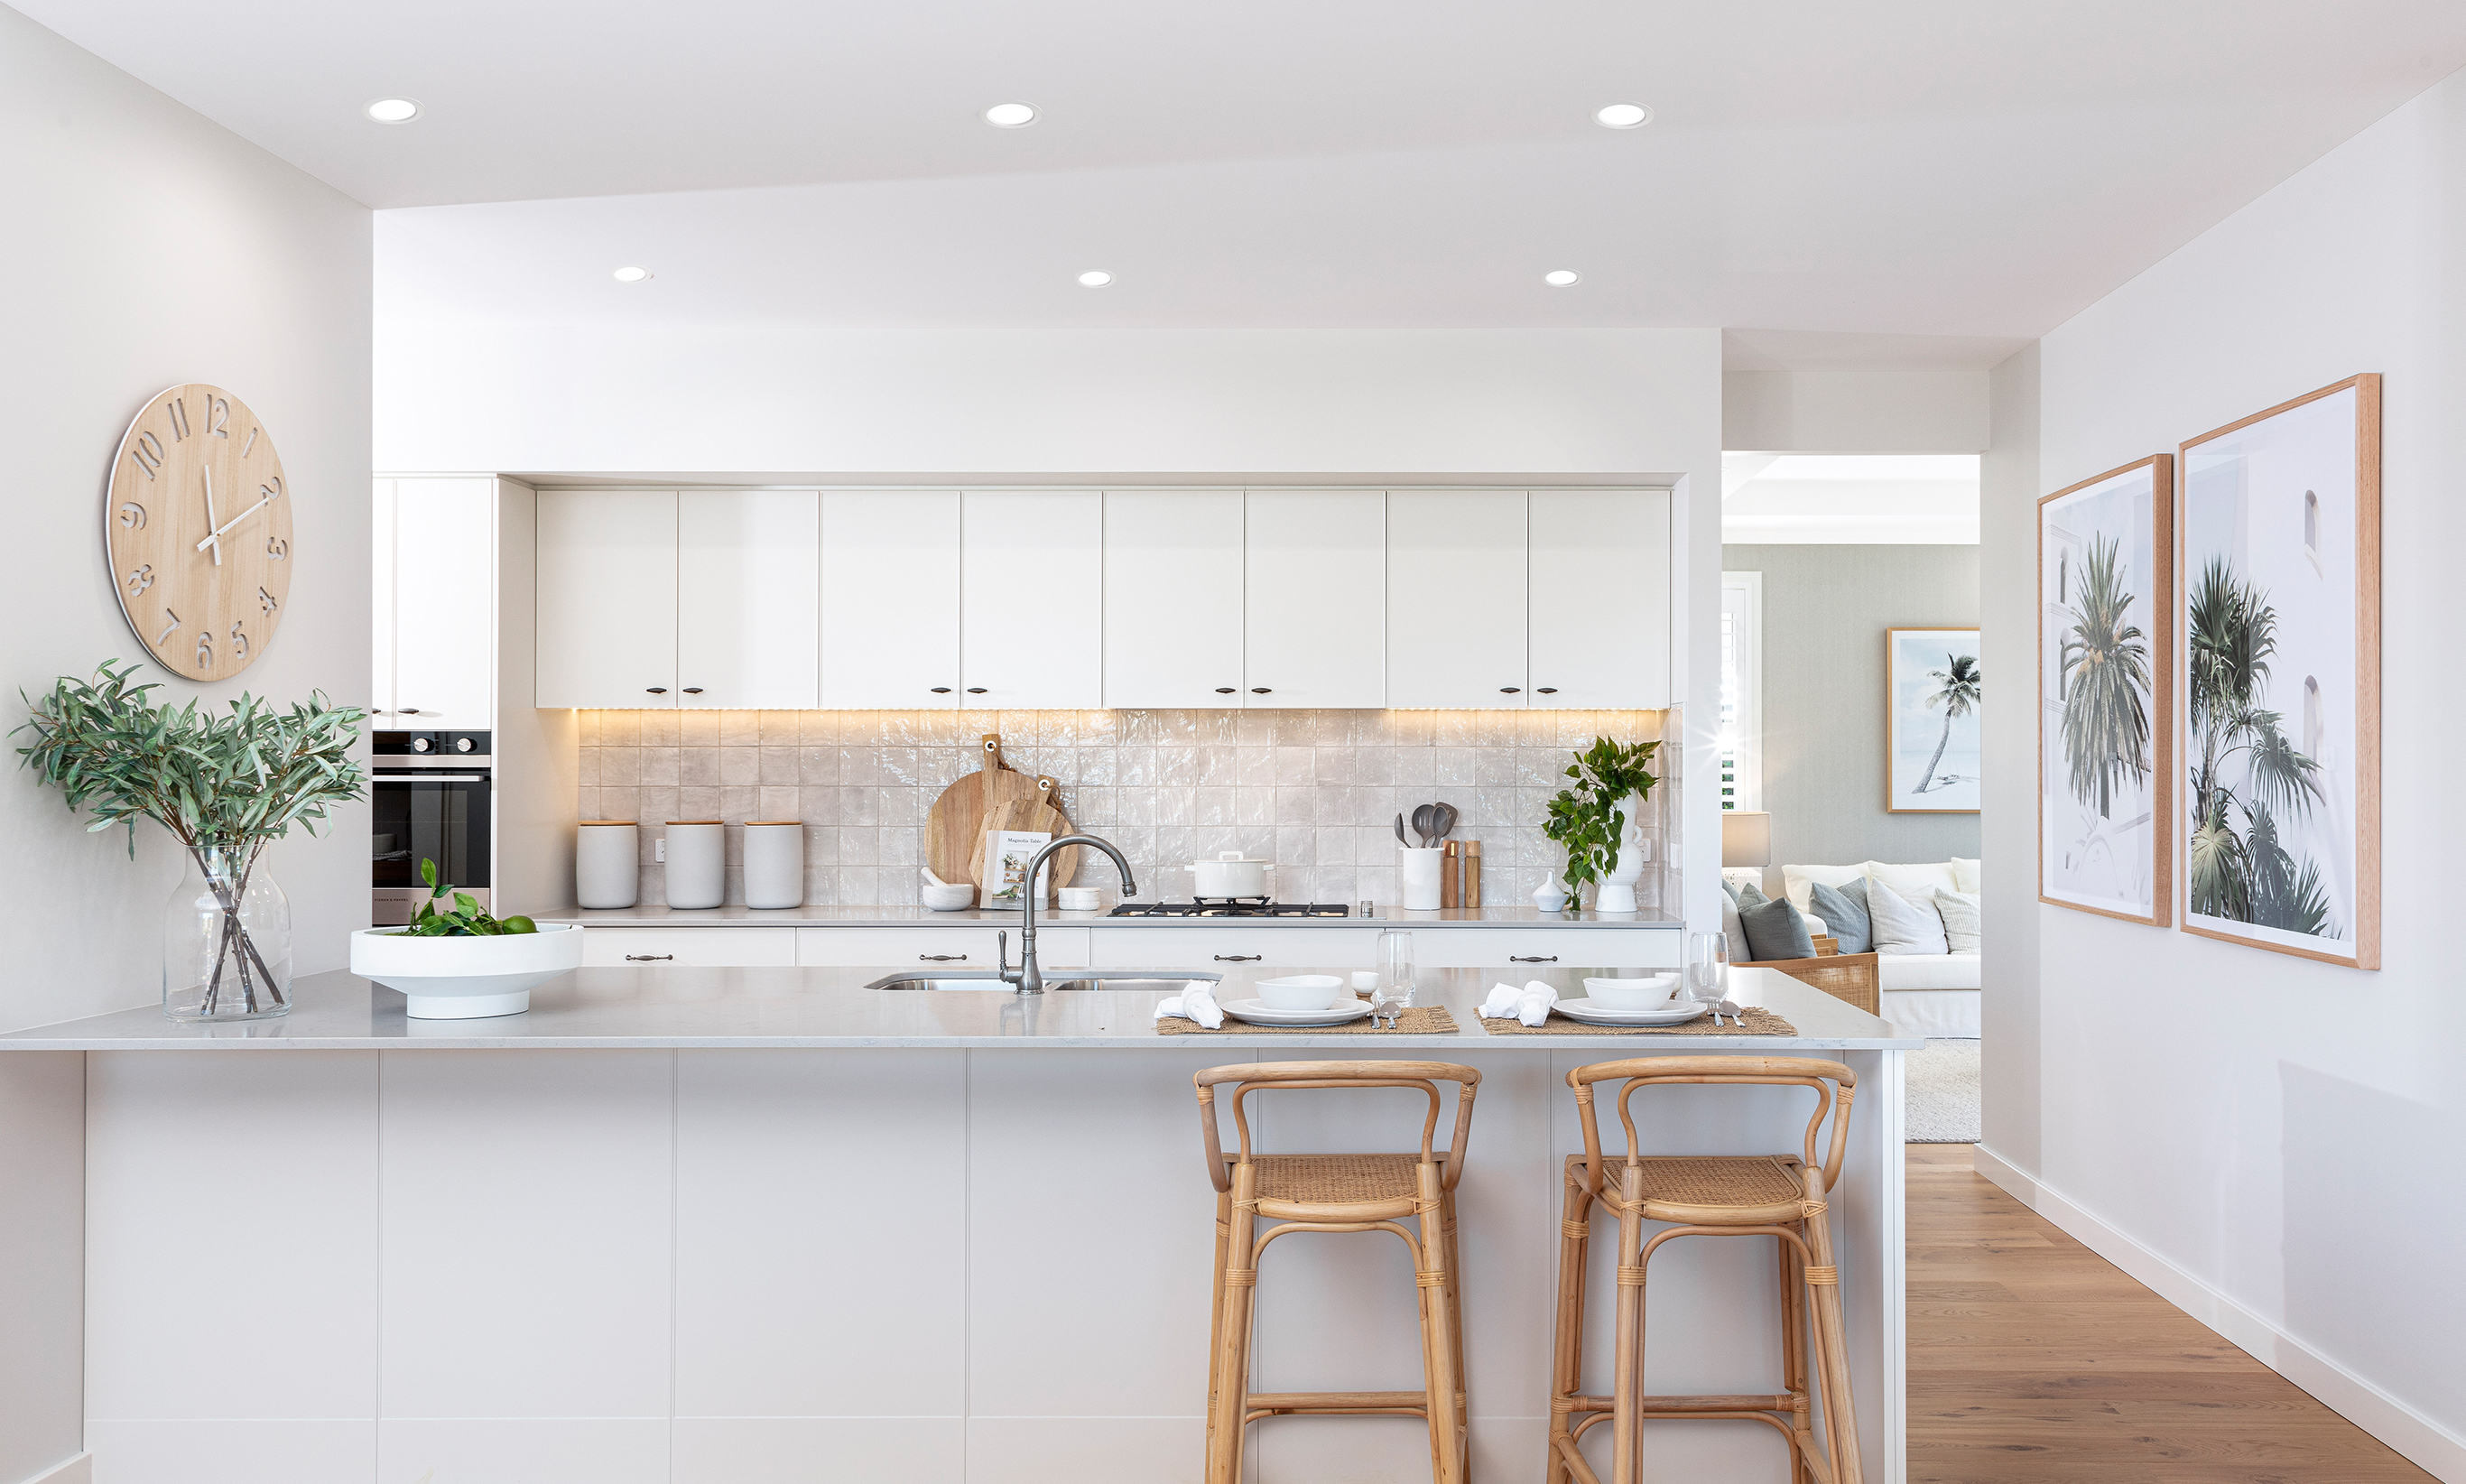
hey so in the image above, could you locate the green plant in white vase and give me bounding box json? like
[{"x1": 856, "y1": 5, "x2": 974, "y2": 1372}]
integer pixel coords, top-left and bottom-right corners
[
  {"x1": 1542, "y1": 736, "x2": 1661, "y2": 913},
  {"x1": 16, "y1": 660, "x2": 366, "y2": 1022}
]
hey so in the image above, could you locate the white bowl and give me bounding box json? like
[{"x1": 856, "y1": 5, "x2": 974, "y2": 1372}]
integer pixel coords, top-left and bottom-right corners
[
  {"x1": 1256, "y1": 973, "x2": 1345, "y2": 1011},
  {"x1": 921, "y1": 884, "x2": 978, "y2": 912},
  {"x1": 350, "y1": 923, "x2": 584, "y2": 1019},
  {"x1": 1583, "y1": 973, "x2": 1681, "y2": 1012},
  {"x1": 1056, "y1": 886, "x2": 1104, "y2": 911}
]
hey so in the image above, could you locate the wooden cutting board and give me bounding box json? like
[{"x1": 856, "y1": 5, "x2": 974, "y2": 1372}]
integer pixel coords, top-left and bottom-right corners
[
  {"x1": 924, "y1": 735, "x2": 1077, "y2": 887},
  {"x1": 967, "y1": 794, "x2": 1078, "y2": 892}
]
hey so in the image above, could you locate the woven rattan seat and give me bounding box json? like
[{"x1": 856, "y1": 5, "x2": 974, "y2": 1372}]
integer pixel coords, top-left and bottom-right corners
[
  {"x1": 1251, "y1": 1154, "x2": 1427, "y2": 1210},
  {"x1": 1564, "y1": 1153, "x2": 1811, "y2": 1225}
]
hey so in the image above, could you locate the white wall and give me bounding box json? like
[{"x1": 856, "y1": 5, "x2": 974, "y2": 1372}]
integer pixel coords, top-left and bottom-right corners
[
  {"x1": 1980, "y1": 73, "x2": 2466, "y2": 1477},
  {"x1": 0, "y1": 3, "x2": 373, "y2": 1039},
  {"x1": 1722, "y1": 369, "x2": 1989, "y2": 454}
]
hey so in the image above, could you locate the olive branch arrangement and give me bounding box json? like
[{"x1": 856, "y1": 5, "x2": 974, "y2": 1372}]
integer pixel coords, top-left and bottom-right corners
[
  {"x1": 1541, "y1": 736, "x2": 1662, "y2": 908},
  {"x1": 14, "y1": 660, "x2": 366, "y2": 1013}
]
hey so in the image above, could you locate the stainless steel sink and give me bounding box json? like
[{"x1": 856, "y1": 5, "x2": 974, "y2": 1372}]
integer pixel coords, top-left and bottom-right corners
[{"x1": 866, "y1": 970, "x2": 1222, "y2": 993}]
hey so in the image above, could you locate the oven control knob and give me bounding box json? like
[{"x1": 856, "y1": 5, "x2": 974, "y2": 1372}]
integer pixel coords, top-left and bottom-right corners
[
  {"x1": 454, "y1": 737, "x2": 475, "y2": 753},
  {"x1": 410, "y1": 737, "x2": 431, "y2": 753}
]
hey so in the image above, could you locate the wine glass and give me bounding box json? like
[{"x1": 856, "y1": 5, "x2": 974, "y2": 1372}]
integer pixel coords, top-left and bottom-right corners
[{"x1": 1687, "y1": 932, "x2": 1729, "y2": 1002}]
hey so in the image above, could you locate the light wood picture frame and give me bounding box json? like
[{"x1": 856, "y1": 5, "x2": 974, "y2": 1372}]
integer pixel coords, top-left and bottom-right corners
[
  {"x1": 2038, "y1": 456, "x2": 2173, "y2": 925},
  {"x1": 2177, "y1": 374, "x2": 2379, "y2": 969},
  {"x1": 1886, "y1": 627, "x2": 1980, "y2": 813}
]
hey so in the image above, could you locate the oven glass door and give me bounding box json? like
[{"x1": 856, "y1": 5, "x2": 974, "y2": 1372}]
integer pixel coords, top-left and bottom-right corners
[{"x1": 373, "y1": 774, "x2": 492, "y2": 895}]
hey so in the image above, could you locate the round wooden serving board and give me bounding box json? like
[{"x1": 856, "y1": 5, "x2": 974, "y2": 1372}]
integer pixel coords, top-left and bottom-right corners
[{"x1": 924, "y1": 735, "x2": 1078, "y2": 889}]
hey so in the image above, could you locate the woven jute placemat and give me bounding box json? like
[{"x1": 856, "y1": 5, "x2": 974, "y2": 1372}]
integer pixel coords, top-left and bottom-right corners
[
  {"x1": 1154, "y1": 1005, "x2": 1460, "y2": 1035},
  {"x1": 1479, "y1": 1006, "x2": 1797, "y2": 1036}
]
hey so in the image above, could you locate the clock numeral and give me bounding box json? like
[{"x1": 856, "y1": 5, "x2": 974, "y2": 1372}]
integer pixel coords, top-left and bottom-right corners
[
  {"x1": 194, "y1": 629, "x2": 214, "y2": 671},
  {"x1": 167, "y1": 396, "x2": 190, "y2": 441},
  {"x1": 118, "y1": 501, "x2": 146, "y2": 530},
  {"x1": 229, "y1": 621, "x2": 249, "y2": 662},
  {"x1": 259, "y1": 476, "x2": 284, "y2": 502},
  {"x1": 131, "y1": 431, "x2": 164, "y2": 481},
  {"x1": 240, "y1": 426, "x2": 258, "y2": 458},
  {"x1": 126, "y1": 564, "x2": 154, "y2": 597},
  {"x1": 154, "y1": 608, "x2": 182, "y2": 645},
  {"x1": 208, "y1": 397, "x2": 229, "y2": 438},
  {"x1": 264, "y1": 537, "x2": 289, "y2": 561},
  {"x1": 257, "y1": 586, "x2": 279, "y2": 616}
]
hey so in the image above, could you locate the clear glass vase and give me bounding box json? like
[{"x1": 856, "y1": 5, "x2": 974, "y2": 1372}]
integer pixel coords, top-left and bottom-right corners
[{"x1": 163, "y1": 846, "x2": 292, "y2": 1022}]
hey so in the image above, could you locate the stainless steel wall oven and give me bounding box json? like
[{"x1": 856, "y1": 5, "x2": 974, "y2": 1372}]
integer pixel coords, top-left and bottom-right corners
[{"x1": 373, "y1": 731, "x2": 491, "y2": 925}]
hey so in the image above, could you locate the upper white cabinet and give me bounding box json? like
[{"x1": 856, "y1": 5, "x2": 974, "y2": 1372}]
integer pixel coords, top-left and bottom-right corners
[
  {"x1": 960, "y1": 490, "x2": 1103, "y2": 709},
  {"x1": 1104, "y1": 490, "x2": 1244, "y2": 708},
  {"x1": 678, "y1": 490, "x2": 819, "y2": 710},
  {"x1": 1386, "y1": 490, "x2": 1528, "y2": 708},
  {"x1": 1527, "y1": 488, "x2": 1671, "y2": 708},
  {"x1": 1244, "y1": 489, "x2": 1385, "y2": 708},
  {"x1": 536, "y1": 489, "x2": 678, "y2": 709},
  {"x1": 821, "y1": 490, "x2": 960, "y2": 709},
  {"x1": 372, "y1": 477, "x2": 497, "y2": 730}
]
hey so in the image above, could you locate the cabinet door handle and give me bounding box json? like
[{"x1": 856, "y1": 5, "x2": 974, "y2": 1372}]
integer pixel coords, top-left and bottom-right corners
[
  {"x1": 399, "y1": 708, "x2": 422, "y2": 714},
  {"x1": 965, "y1": 687, "x2": 987, "y2": 694},
  {"x1": 1215, "y1": 687, "x2": 1237, "y2": 694},
  {"x1": 1250, "y1": 687, "x2": 1271, "y2": 695},
  {"x1": 625, "y1": 953, "x2": 674, "y2": 962},
  {"x1": 919, "y1": 953, "x2": 968, "y2": 962},
  {"x1": 645, "y1": 687, "x2": 668, "y2": 694},
  {"x1": 1510, "y1": 954, "x2": 1557, "y2": 964},
  {"x1": 1500, "y1": 687, "x2": 1521, "y2": 694},
  {"x1": 1213, "y1": 953, "x2": 1263, "y2": 962},
  {"x1": 682, "y1": 687, "x2": 703, "y2": 694},
  {"x1": 1536, "y1": 687, "x2": 1558, "y2": 694},
  {"x1": 930, "y1": 687, "x2": 952, "y2": 694}
]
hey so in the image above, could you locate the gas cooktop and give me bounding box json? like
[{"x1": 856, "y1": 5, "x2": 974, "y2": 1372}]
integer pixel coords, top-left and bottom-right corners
[{"x1": 1107, "y1": 897, "x2": 1351, "y2": 918}]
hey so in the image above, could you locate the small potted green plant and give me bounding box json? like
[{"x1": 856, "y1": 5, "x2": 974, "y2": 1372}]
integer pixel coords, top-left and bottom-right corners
[
  {"x1": 350, "y1": 858, "x2": 583, "y2": 1020},
  {"x1": 1541, "y1": 737, "x2": 1662, "y2": 914}
]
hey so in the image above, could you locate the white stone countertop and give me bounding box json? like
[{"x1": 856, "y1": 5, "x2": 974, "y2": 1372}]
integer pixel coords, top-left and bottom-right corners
[
  {"x1": 542, "y1": 904, "x2": 1687, "y2": 930},
  {"x1": 0, "y1": 966, "x2": 1914, "y2": 1052}
]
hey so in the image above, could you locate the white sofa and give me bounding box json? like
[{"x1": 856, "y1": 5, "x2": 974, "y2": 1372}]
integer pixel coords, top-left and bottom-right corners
[{"x1": 1723, "y1": 859, "x2": 1981, "y2": 1038}]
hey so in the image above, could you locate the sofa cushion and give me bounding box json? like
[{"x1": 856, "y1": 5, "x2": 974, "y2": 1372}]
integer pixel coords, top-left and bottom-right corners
[
  {"x1": 1781, "y1": 862, "x2": 1870, "y2": 914},
  {"x1": 1865, "y1": 859, "x2": 1964, "y2": 900},
  {"x1": 1950, "y1": 857, "x2": 1981, "y2": 894},
  {"x1": 1868, "y1": 883, "x2": 1949, "y2": 954},
  {"x1": 1806, "y1": 881, "x2": 1868, "y2": 953},
  {"x1": 1880, "y1": 952, "x2": 1981, "y2": 991},
  {"x1": 1720, "y1": 894, "x2": 1746, "y2": 960},
  {"x1": 1739, "y1": 895, "x2": 1816, "y2": 962},
  {"x1": 1934, "y1": 889, "x2": 1982, "y2": 953},
  {"x1": 1881, "y1": 987, "x2": 1982, "y2": 1037}
]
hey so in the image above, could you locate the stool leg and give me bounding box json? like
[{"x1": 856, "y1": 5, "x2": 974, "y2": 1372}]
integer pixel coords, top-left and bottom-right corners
[
  {"x1": 1546, "y1": 1166, "x2": 1590, "y2": 1484},
  {"x1": 1802, "y1": 1195, "x2": 1864, "y2": 1484},
  {"x1": 1206, "y1": 1187, "x2": 1231, "y2": 1470},
  {"x1": 1441, "y1": 1185, "x2": 1470, "y2": 1464},
  {"x1": 1415, "y1": 1163, "x2": 1467, "y2": 1484},
  {"x1": 1206, "y1": 1165, "x2": 1258, "y2": 1484},
  {"x1": 1608, "y1": 1164, "x2": 1646, "y2": 1484},
  {"x1": 1779, "y1": 1234, "x2": 1816, "y2": 1484}
]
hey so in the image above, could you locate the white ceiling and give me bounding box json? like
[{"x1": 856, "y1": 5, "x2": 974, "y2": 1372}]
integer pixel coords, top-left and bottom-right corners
[
  {"x1": 24, "y1": 1, "x2": 2466, "y2": 339},
  {"x1": 1722, "y1": 453, "x2": 1979, "y2": 543}
]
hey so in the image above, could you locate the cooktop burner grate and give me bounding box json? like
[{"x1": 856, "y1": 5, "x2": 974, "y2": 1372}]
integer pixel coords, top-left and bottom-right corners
[{"x1": 1107, "y1": 898, "x2": 1351, "y2": 918}]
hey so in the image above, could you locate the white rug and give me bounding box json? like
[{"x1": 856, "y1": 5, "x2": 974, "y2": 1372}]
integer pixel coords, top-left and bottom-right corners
[{"x1": 1905, "y1": 1038, "x2": 1981, "y2": 1144}]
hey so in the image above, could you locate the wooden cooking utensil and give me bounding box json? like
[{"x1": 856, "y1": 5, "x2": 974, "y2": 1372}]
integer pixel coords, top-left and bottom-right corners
[{"x1": 925, "y1": 735, "x2": 1077, "y2": 886}]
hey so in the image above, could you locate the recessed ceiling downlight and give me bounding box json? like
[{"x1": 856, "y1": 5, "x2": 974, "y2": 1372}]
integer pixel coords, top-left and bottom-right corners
[
  {"x1": 366, "y1": 97, "x2": 422, "y2": 124},
  {"x1": 613, "y1": 266, "x2": 652, "y2": 283},
  {"x1": 985, "y1": 102, "x2": 1037, "y2": 128},
  {"x1": 1594, "y1": 103, "x2": 1651, "y2": 129},
  {"x1": 1077, "y1": 270, "x2": 1113, "y2": 288},
  {"x1": 1544, "y1": 270, "x2": 1581, "y2": 287}
]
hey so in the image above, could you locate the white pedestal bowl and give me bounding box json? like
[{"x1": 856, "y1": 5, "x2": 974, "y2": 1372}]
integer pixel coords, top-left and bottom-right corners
[{"x1": 349, "y1": 923, "x2": 585, "y2": 1019}]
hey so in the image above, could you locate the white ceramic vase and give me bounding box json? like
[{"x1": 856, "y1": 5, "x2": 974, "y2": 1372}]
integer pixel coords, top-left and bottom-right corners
[{"x1": 1593, "y1": 795, "x2": 1646, "y2": 914}]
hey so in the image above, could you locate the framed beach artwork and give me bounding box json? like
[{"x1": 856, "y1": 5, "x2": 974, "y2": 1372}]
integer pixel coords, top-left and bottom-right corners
[
  {"x1": 1886, "y1": 628, "x2": 1980, "y2": 813},
  {"x1": 2039, "y1": 456, "x2": 2172, "y2": 924},
  {"x1": 2177, "y1": 374, "x2": 2380, "y2": 969}
]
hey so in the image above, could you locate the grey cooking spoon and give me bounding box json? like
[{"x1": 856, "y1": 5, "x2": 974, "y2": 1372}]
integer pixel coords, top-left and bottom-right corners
[
  {"x1": 1412, "y1": 803, "x2": 1442, "y2": 847},
  {"x1": 1432, "y1": 802, "x2": 1459, "y2": 841},
  {"x1": 1394, "y1": 813, "x2": 1412, "y2": 849}
]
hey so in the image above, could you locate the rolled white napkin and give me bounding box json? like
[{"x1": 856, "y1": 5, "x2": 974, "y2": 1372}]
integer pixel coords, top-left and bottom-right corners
[
  {"x1": 1478, "y1": 979, "x2": 1558, "y2": 1027},
  {"x1": 1154, "y1": 979, "x2": 1225, "y2": 1030}
]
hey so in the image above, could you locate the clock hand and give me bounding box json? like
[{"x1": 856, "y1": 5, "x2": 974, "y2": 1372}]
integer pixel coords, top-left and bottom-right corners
[
  {"x1": 201, "y1": 468, "x2": 221, "y2": 566},
  {"x1": 193, "y1": 495, "x2": 273, "y2": 552}
]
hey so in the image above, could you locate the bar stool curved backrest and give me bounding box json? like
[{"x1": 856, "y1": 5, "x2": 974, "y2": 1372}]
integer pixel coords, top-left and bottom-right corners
[
  {"x1": 1192, "y1": 1060, "x2": 1482, "y2": 1484},
  {"x1": 1568, "y1": 1053, "x2": 1855, "y2": 1204}
]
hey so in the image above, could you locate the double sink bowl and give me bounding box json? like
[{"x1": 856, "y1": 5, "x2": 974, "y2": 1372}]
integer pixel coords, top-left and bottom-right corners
[{"x1": 865, "y1": 970, "x2": 1221, "y2": 993}]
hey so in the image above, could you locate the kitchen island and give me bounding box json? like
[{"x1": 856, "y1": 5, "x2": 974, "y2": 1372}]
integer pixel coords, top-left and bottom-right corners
[{"x1": 0, "y1": 965, "x2": 1911, "y2": 1484}]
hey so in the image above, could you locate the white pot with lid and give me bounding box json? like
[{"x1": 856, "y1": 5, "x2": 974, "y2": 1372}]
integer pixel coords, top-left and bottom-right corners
[{"x1": 1184, "y1": 850, "x2": 1275, "y2": 898}]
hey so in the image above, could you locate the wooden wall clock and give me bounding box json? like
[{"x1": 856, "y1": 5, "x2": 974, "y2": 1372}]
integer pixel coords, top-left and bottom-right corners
[{"x1": 104, "y1": 384, "x2": 294, "y2": 681}]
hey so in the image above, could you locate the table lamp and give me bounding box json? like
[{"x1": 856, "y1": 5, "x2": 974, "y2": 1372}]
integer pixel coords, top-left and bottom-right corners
[{"x1": 1720, "y1": 810, "x2": 1771, "y2": 868}]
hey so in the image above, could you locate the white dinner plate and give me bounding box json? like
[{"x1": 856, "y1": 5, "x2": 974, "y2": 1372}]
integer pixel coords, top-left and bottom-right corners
[
  {"x1": 1219, "y1": 997, "x2": 1377, "y2": 1027},
  {"x1": 1552, "y1": 997, "x2": 1711, "y2": 1027}
]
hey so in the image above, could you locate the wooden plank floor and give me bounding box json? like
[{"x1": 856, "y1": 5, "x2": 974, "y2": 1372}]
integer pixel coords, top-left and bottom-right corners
[{"x1": 1905, "y1": 1144, "x2": 2433, "y2": 1483}]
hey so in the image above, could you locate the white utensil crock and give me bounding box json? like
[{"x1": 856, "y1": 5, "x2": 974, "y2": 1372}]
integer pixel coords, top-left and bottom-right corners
[
  {"x1": 744, "y1": 821, "x2": 803, "y2": 909},
  {"x1": 1399, "y1": 846, "x2": 1445, "y2": 911},
  {"x1": 576, "y1": 821, "x2": 639, "y2": 909},
  {"x1": 663, "y1": 821, "x2": 726, "y2": 910},
  {"x1": 1185, "y1": 850, "x2": 1274, "y2": 897}
]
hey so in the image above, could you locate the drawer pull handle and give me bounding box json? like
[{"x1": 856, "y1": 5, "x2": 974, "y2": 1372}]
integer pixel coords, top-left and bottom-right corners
[
  {"x1": 919, "y1": 953, "x2": 968, "y2": 962},
  {"x1": 1213, "y1": 953, "x2": 1263, "y2": 962},
  {"x1": 682, "y1": 686, "x2": 704, "y2": 694},
  {"x1": 1250, "y1": 688, "x2": 1271, "y2": 694},
  {"x1": 1510, "y1": 954, "x2": 1558, "y2": 963},
  {"x1": 645, "y1": 687, "x2": 668, "y2": 694},
  {"x1": 625, "y1": 953, "x2": 674, "y2": 962},
  {"x1": 1500, "y1": 686, "x2": 1521, "y2": 693},
  {"x1": 966, "y1": 688, "x2": 988, "y2": 694},
  {"x1": 1215, "y1": 687, "x2": 1237, "y2": 694},
  {"x1": 930, "y1": 687, "x2": 953, "y2": 694},
  {"x1": 1536, "y1": 687, "x2": 1558, "y2": 694}
]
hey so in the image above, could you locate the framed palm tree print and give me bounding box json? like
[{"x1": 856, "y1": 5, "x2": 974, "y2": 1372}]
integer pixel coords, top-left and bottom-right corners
[
  {"x1": 1887, "y1": 628, "x2": 1980, "y2": 812},
  {"x1": 2039, "y1": 456, "x2": 2172, "y2": 925},
  {"x1": 2178, "y1": 374, "x2": 2379, "y2": 969}
]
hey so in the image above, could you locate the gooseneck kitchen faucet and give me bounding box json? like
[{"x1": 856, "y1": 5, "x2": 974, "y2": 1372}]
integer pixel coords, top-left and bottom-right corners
[{"x1": 1002, "y1": 834, "x2": 1138, "y2": 994}]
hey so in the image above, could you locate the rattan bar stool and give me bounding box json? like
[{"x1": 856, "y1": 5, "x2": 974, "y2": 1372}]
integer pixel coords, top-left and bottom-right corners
[
  {"x1": 1194, "y1": 1059, "x2": 1481, "y2": 1484},
  {"x1": 1546, "y1": 1055, "x2": 1861, "y2": 1484}
]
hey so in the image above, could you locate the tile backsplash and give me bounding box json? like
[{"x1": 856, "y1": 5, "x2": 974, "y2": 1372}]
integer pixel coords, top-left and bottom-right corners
[{"x1": 577, "y1": 708, "x2": 1677, "y2": 911}]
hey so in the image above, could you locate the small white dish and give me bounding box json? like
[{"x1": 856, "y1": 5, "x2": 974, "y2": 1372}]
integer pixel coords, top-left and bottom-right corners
[
  {"x1": 1055, "y1": 886, "x2": 1104, "y2": 911},
  {"x1": 1219, "y1": 997, "x2": 1375, "y2": 1027},
  {"x1": 1350, "y1": 970, "x2": 1380, "y2": 991},
  {"x1": 1583, "y1": 973, "x2": 1681, "y2": 1012},
  {"x1": 1553, "y1": 997, "x2": 1710, "y2": 1027},
  {"x1": 1256, "y1": 973, "x2": 1346, "y2": 1011}
]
